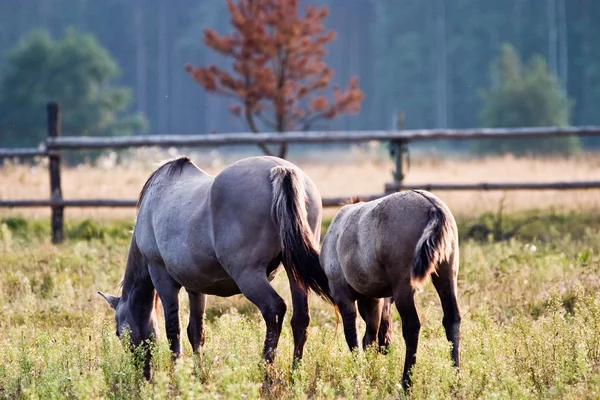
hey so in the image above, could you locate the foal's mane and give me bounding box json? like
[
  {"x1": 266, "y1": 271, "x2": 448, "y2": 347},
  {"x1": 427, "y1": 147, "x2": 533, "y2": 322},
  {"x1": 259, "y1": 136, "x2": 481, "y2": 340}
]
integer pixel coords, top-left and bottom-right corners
[
  {"x1": 136, "y1": 156, "x2": 194, "y2": 208},
  {"x1": 341, "y1": 196, "x2": 364, "y2": 205}
]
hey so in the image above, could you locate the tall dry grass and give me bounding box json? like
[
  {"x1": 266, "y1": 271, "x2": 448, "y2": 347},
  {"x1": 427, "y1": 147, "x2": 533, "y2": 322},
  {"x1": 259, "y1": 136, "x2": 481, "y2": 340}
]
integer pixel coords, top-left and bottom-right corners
[
  {"x1": 1, "y1": 145, "x2": 599, "y2": 220},
  {"x1": 2, "y1": 209, "x2": 600, "y2": 398}
]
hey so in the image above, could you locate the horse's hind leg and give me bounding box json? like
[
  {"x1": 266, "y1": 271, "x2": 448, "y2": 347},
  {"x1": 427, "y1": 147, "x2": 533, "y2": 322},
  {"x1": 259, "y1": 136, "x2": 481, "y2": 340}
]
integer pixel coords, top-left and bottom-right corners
[
  {"x1": 357, "y1": 297, "x2": 382, "y2": 350},
  {"x1": 232, "y1": 269, "x2": 287, "y2": 363},
  {"x1": 431, "y1": 256, "x2": 461, "y2": 369},
  {"x1": 377, "y1": 297, "x2": 394, "y2": 353},
  {"x1": 187, "y1": 291, "x2": 207, "y2": 353},
  {"x1": 394, "y1": 287, "x2": 420, "y2": 390},
  {"x1": 288, "y1": 279, "x2": 310, "y2": 363}
]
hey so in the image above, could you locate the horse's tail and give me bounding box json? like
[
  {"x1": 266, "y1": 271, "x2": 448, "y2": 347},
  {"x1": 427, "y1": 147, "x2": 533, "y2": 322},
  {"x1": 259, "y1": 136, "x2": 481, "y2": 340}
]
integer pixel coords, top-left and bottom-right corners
[
  {"x1": 270, "y1": 166, "x2": 334, "y2": 304},
  {"x1": 411, "y1": 191, "x2": 457, "y2": 288}
]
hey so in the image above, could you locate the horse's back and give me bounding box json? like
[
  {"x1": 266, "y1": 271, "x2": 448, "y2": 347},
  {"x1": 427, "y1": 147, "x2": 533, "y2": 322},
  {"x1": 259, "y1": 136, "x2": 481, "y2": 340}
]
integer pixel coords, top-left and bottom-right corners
[
  {"x1": 210, "y1": 156, "x2": 322, "y2": 271},
  {"x1": 135, "y1": 159, "x2": 213, "y2": 253},
  {"x1": 323, "y1": 190, "x2": 454, "y2": 297}
]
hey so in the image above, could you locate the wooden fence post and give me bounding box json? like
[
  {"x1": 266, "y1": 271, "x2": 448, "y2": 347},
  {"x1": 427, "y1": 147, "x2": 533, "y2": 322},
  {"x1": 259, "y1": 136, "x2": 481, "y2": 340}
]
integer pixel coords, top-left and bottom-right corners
[
  {"x1": 390, "y1": 111, "x2": 408, "y2": 193},
  {"x1": 47, "y1": 102, "x2": 64, "y2": 243}
]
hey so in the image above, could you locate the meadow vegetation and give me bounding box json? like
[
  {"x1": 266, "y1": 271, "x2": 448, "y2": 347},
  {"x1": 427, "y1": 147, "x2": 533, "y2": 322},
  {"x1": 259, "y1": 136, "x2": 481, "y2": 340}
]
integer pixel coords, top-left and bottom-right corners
[
  {"x1": 0, "y1": 209, "x2": 599, "y2": 399},
  {"x1": 1, "y1": 151, "x2": 600, "y2": 398}
]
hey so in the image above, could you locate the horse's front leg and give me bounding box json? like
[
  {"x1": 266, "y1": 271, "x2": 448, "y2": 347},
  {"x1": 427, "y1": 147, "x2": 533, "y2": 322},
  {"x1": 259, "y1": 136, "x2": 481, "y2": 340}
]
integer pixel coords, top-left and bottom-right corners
[
  {"x1": 187, "y1": 291, "x2": 207, "y2": 352},
  {"x1": 330, "y1": 283, "x2": 359, "y2": 351},
  {"x1": 338, "y1": 298, "x2": 359, "y2": 351},
  {"x1": 357, "y1": 297, "x2": 383, "y2": 350},
  {"x1": 149, "y1": 265, "x2": 183, "y2": 357},
  {"x1": 289, "y1": 278, "x2": 310, "y2": 364}
]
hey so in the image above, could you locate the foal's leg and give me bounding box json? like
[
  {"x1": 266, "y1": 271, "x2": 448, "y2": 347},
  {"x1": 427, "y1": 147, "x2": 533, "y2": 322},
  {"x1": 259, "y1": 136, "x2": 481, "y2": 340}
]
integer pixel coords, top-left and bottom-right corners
[
  {"x1": 335, "y1": 289, "x2": 359, "y2": 351},
  {"x1": 288, "y1": 278, "x2": 310, "y2": 362},
  {"x1": 394, "y1": 287, "x2": 420, "y2": 390},
  {"x1": 377, "y1": 297, "x2": 394, "y2": 352},
  {"x1": 232, "y1": 269, "x2": 287, "y2": 363},
  {"x1": 187, "y1": 291, "x2": 207, "y2": 353},
  {"x1": 357, "y1": 297, "x2": 382, "y2": 350},
  {"x1": 431, "y1": 257, "x2": 461, "y2": 369},
  {"x1": 148, "y1": 265, "x2": 183, "y2": 357}
]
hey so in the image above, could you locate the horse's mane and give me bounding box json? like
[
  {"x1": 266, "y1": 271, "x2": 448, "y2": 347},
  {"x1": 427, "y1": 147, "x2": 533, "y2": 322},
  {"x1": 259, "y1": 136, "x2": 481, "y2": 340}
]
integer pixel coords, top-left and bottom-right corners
[
  {"x1": 136, "y1": 156, "x2": 194, "y2": 208},
  {"x1": 118, "y1": 156, "x2": 194, "y2": 293}
]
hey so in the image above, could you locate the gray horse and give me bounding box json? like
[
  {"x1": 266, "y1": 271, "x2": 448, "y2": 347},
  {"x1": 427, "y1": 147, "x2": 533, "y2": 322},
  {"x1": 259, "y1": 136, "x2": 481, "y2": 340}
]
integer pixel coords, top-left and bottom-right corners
[
  {"x1": 320, "y1": 190, "x2": 461, "y2": 390},
  {"x1": 99, "y1": 155, "x2": 333, "y2": 378}
]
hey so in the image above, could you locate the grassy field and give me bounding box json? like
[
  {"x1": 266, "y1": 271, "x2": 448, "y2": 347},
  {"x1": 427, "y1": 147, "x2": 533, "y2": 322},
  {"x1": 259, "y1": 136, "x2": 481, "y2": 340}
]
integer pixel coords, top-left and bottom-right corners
[
  {"x1": 1, "y1": 210, "x2": 600, "y2": 399},
  {"x1": 1, "y1": 151, "x2": 600, "y2": 398}
]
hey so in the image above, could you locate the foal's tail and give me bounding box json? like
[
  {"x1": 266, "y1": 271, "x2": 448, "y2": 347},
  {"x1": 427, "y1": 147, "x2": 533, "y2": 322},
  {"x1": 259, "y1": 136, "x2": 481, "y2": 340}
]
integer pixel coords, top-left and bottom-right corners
[
  {"x1": 411, "y1": 190, "x2": 457, "y2": 288},
  {"x1": 270, "y1": 166, "x2": 334, "y2": 304}
]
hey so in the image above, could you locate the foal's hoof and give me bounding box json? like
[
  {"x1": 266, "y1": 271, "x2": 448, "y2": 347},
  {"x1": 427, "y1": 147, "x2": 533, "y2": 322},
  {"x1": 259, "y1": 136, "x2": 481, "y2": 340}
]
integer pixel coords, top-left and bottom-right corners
[
  {"x1": 291, "y1": 357, "x2": 302, "y2": 370},
  {"x1": 143, "y1": 369, "x2": 152, "y2": 381},
  {"x1": 399, "y1": 379, "x2": 412, "y2": 396}
]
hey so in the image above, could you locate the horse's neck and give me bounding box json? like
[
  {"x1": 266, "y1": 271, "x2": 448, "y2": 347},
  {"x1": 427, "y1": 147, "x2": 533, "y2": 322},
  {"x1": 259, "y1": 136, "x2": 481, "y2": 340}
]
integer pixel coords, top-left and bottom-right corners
[{"x1": 121, "y1": 240, "x2": 154, "y2": 310}]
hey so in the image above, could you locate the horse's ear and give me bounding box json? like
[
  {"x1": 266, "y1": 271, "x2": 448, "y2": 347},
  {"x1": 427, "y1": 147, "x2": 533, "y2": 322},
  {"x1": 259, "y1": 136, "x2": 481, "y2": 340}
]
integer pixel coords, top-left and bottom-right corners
[{"x1": 98, "y1": 291, "x2": 120, "y2": 310}]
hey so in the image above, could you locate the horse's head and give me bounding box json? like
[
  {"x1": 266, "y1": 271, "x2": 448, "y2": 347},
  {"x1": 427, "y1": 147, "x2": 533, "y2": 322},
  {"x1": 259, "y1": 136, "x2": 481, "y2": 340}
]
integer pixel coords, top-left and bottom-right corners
[{"x1": 98, "y1": 291, "x2": 159, "y2": 348}]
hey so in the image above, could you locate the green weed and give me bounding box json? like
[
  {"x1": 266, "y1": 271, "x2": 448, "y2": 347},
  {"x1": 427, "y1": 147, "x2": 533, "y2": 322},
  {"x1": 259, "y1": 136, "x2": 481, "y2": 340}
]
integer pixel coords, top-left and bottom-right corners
[{"x1": 0, "y1": 212, "x2": 600, "y2": 398}]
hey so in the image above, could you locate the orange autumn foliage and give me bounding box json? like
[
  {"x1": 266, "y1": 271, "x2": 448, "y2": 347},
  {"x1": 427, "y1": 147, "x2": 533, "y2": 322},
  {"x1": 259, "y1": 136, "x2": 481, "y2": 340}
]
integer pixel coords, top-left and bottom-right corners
[{"x1": 185, "y1": 0, "x2": 363, "y2": 156}]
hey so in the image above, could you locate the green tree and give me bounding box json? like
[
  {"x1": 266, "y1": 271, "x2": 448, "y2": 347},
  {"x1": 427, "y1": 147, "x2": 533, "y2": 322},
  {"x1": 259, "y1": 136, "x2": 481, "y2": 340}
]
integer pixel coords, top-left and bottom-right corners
[
  {"x1": 474, "y1": 43, "x2": 578, "y2": 155},
  {"x1": 0, "y1": 28, "x2": 146, "y2": 151}
]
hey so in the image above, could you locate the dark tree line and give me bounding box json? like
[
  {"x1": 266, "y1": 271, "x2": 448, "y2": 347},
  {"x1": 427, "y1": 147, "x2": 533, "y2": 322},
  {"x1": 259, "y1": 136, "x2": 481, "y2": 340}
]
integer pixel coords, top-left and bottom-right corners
[{"x1": 0, "y1": 0, "x2": 599, "y2": 148}]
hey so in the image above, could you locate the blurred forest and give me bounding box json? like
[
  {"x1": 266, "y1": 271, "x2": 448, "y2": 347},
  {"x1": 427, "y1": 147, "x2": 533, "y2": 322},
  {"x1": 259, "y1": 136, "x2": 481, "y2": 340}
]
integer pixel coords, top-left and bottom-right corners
[{"x1": 0, "y1": 0, "x2": 599, "y2": 151}]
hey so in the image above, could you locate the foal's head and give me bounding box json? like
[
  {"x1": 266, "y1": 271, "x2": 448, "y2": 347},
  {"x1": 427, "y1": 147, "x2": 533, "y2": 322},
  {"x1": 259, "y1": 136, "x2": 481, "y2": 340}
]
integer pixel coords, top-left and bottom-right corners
[{"x1": 98, "y1": 291, "x2": 160, "y2": 348}]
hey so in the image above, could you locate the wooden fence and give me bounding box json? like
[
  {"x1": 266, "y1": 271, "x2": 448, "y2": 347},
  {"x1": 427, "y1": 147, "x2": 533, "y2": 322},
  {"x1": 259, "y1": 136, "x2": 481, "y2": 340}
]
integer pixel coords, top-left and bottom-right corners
[{"x1": 3, "y1": 102, "x2": 600, "y2": 243}]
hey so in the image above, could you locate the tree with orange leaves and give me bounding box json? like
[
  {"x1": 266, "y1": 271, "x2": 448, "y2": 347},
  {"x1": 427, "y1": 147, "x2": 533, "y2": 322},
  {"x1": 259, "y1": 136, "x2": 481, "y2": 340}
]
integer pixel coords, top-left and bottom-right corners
[{"x1": 185, "y1": 0, "x2": 364, "y2": 158}]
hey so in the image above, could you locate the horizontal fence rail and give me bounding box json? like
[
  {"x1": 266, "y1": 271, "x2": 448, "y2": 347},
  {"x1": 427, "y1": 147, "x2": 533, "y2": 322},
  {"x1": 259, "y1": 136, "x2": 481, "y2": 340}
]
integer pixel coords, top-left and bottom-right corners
[
  {"x1": 0, "y1": 196, "x2": 386, "y2": 209},
  {"x1": 0, "y1": 147, "x2": 52, "y2": 157},
  {"x1": 3, "y1": 102, "x2": 600, "y2": 243},
  {"x1": 46, "y1": 126, "x2": 600, "y2": 150},
  {"x1": 0, "y1": 199, "x2": 139, "y2": 208},
  {"x1": 385, "y1": 181, "x2": 600, "y2": 192}
]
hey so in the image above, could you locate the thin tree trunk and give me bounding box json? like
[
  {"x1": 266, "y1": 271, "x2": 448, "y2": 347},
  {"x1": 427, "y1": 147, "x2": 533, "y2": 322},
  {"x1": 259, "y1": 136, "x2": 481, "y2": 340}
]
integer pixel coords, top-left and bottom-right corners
[
  {"x1": 171, "y1": 46, "x2": 182, "y2": 134},
  {"x1": 361, "y1": 0, "x2": 377, "y2": 129},
  {"x1": 374, "y1": 1, "x2": 389, "y2": 128},
  {"x1": 205, "y1": 51, "x2": 220, "y2": 133},
  {"x1": 435, "y1": 0, "x2": 448, "y2": 128},
  {"x1": 134, "y1": 0, "x2": 147, "y2": 134},
  {"x1": 158, "y1": 0, "x2": 169, "y2": 134},
  {"x1": 547, "y1": 0, "x2": 558, "y2": 77},
  {"x1": 557, "y1": 0, "x2": 568, "y2": 91},
  {"x1": 512, "y1": 0, "x2": 522, "y2": 51},
  {"x1": 581, "y1": 0, "x2": 591, "y2": 121},
  {"x1": 39, "y1": 0, "x2": 50, "y2": 29},
  {"x1": 347, "y1": 3, "x2": 361, "y2": 131}
]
